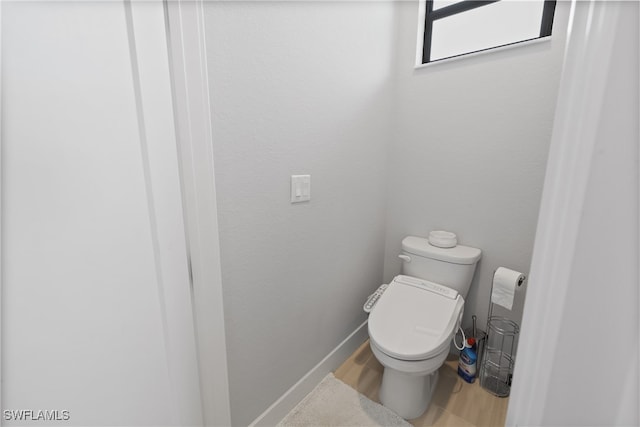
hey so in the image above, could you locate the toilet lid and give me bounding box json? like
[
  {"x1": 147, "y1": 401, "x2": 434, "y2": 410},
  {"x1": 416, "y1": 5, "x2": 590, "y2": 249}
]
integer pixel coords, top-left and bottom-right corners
[{"x1": 368, "y1": 276, "x2": 464, "y2": 361}]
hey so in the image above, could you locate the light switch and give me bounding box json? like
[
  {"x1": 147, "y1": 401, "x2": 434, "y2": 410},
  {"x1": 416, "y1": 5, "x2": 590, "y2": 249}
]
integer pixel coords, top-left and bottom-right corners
[{"x1": 291, "y1": 175, "x2": 311, "y2": 203}]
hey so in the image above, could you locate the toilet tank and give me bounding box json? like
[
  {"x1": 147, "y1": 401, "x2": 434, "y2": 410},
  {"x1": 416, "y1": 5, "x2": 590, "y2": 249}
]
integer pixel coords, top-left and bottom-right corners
[{"x1": 400, "y1": 236, "x2": 481, "y2": 298}]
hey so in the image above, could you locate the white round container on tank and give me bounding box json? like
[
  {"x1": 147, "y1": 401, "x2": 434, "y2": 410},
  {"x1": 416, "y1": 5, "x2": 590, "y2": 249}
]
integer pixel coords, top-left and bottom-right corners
[{"x1": 428, "y1": 230, "x2": 457, "y2": 248}]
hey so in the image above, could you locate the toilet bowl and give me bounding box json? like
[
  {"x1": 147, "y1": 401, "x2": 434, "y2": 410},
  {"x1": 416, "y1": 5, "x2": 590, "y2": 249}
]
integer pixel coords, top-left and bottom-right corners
[{"x1": 368, "y1": 274, "x2": 464, "y2": 419}]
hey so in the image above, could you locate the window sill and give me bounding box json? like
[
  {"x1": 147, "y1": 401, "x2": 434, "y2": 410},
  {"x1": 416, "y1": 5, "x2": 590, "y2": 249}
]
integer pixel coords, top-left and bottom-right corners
[{"x1": 414, "y1": 35, "x2": 552, "y2": 70}]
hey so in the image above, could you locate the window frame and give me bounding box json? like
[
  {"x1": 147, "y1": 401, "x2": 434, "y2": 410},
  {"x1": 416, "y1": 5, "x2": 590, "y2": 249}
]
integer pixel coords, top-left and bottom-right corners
[{"x1": 421, "y1": 0, "x2": 557, "y2": 64}]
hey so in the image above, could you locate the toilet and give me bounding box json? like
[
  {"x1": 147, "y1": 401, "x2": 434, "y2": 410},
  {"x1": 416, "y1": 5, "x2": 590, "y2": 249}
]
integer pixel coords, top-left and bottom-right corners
[{"x1": 367, "y1": 235, "x2": 481, "y2": 419}]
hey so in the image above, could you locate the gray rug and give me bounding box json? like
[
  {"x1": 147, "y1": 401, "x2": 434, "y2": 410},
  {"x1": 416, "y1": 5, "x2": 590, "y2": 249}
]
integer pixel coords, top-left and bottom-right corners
[{"x1": 278, "y1": 373, "x2": 411, "y2": 427}]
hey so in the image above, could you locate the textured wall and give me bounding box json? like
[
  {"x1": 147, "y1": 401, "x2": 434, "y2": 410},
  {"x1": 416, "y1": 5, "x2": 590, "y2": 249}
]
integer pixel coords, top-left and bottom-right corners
[
  {"x1": 203, "y1": 2, "x2": 395, "y2": 425},
  {"x1": 382, "y1": 1, "x2": 572, "y2": 333}
]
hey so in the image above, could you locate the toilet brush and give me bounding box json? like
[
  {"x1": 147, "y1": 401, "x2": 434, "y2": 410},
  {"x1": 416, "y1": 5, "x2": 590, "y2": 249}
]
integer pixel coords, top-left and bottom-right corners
[{"x1": 472, "y1": 315, "x2": 477, "y2": 338}]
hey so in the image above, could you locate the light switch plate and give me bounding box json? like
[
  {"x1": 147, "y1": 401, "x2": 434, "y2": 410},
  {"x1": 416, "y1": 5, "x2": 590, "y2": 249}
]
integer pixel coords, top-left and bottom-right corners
[{"x1": 291, "y1": 175, "x2": 311, "y2": 203}]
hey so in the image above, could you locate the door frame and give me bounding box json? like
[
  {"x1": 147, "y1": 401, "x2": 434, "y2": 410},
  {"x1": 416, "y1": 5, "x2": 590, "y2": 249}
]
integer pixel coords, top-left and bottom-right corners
[
  {"x1": 126, "y1": 1, "x2": 205, "y2": 424},
  {"x1": 164, "y1": 1, "x2": 232, "y2": 425}
]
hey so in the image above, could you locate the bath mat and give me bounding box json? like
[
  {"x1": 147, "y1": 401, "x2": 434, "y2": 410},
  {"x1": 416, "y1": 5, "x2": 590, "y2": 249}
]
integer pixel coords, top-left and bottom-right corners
[{"x1": 278, "y1": 373, "x2": 411, "y2": 427}]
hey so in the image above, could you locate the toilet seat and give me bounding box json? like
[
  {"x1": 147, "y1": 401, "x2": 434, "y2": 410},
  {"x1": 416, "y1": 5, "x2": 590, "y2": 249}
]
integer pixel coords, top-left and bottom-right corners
[{"x1": 368, "y1": 275, "x2": 464, "y2": 361}]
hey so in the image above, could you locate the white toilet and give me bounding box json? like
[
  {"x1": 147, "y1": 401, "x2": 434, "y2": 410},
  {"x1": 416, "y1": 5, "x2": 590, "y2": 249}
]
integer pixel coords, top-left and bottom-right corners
[{"x1": 368, "y1": 235, "x2": 481, "y2": 419}]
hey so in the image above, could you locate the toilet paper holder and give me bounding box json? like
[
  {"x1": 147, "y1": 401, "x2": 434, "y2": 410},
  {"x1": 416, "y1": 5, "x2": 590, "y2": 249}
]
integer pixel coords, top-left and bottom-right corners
[
  {"x1": 513, "y1": 273, "x2": 525, "y2": 287},
  {"x1": 479, "y1": 268, "x2": 526, "y2": 397}
]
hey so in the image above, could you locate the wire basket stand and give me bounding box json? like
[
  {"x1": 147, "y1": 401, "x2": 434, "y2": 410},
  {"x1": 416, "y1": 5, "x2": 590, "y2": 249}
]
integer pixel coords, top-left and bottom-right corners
[{"x1": 479, "y1": 272, "x2": 523, "y2": 398}]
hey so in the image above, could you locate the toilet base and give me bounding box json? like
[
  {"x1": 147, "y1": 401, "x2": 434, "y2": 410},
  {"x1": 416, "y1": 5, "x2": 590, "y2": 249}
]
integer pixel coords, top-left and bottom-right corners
[{"x1": 379, "y1": 368, "x2": 439, "y2": 420}]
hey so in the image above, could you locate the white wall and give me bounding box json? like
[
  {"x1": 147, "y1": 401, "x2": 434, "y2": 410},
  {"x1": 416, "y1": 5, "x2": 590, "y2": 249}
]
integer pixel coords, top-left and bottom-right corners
[
  {"x1": 202, "y1": 2, "x2": 395, "y2": 425},
  {"x1": 2, "y1": 2, "x2": 201, "y2": 425},
  {"x1": 383, "y1": 1, "x2": 572, "y2": 332}
]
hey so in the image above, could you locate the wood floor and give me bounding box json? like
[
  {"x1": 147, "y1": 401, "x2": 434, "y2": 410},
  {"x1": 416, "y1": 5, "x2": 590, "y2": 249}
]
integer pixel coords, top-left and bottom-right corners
[{"x1": 334, "y1": 340, "x2": 509, "y2": 427}]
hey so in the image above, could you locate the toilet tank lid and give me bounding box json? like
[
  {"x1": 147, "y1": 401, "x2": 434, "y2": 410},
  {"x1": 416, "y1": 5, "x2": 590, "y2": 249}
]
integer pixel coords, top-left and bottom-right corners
[{"x1": 402, "y1": 236, "x2": 481, "y2": 265}]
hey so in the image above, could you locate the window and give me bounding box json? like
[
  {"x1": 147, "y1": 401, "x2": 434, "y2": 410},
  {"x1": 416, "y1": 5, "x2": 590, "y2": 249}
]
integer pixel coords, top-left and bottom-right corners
[{"x1": 421, "y1": 0, "x2": 557, "y2": 64}]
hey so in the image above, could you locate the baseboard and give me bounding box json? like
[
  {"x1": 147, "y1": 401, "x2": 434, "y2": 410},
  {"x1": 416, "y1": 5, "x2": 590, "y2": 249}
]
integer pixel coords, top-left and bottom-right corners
[{"x1": 249, "y1": 320, "x2": 369, "y2": 427}]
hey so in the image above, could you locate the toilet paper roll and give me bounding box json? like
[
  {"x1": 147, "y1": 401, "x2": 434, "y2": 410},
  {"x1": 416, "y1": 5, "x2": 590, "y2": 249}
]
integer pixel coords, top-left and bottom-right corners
[{"x1": 491, "y1": 267, "x2": 525, "y2": 311}]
